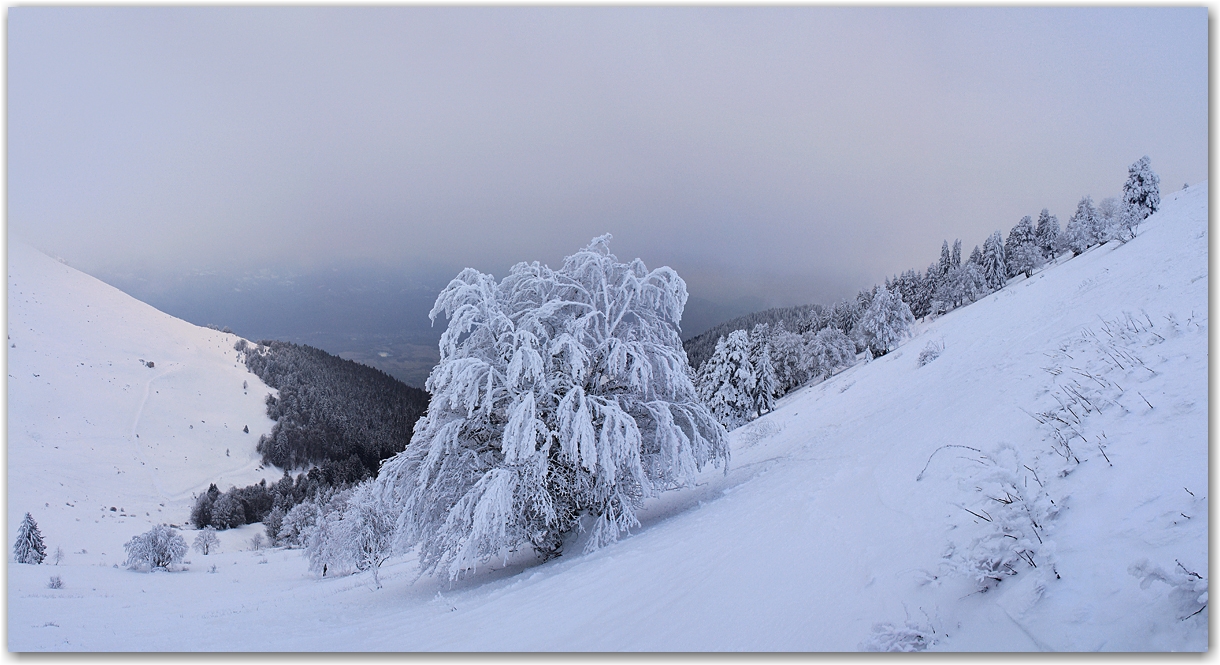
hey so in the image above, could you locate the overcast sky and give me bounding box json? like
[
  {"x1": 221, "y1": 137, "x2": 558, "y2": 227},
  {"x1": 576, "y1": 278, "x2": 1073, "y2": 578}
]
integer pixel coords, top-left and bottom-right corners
[{"x1": 9, "y1": 7, "x2": 1208, "y2": 310}]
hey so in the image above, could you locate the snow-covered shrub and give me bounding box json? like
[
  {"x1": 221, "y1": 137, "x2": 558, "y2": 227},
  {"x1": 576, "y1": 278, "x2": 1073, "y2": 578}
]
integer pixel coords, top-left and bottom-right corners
[
  {"x1": 52, "y1": 546, "x2": 64, "y2": 565},
  {"x1": 124, "y1": 525, "x2": 187, "y2": 571},
  {"x1": 47, "y1": 576, "x2": 63, "y2": 589},
  {"x1": 1129, "y1": 559, "x2": 1207, "y2": 621},
  {"x1": 377, "y1": 235, "x2": 729, "y2": 580},
  {"x1": 248, "y1": 533, "x2": 265, "y2": 551},
  {"x1": 859, "y1": 285, "x2": 914, "y2": 356},
  {"x1": 947, "y1": 444, "x2": 1060, "y2": 590},
  {"x1": 917, "y1": 341, "x2": 943, "y2": 367},
  {"x1": 859, "y1": 616, "x2": 938, "y2": 652},
  {"x1": 13, "y1": 512, "x2": 46, "y2": 564},
  {"x1": 193, "y1": 528, "x2": 219, "y2": 555}
]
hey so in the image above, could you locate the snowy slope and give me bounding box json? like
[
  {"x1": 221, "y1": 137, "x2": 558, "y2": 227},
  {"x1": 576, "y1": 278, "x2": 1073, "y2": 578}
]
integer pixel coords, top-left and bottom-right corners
[
  {"x1": 7, "y1": 242, "x2": 281, "y2": 563},
  {"x1": 9, "y1": 182, "x2": 1207, "y2": 651}
]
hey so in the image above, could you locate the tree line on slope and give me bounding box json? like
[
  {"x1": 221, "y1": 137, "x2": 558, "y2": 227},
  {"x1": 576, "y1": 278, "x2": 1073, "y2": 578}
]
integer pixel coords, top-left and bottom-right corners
[
  {"x1": 189, "y1": 340, "x2": 429, "y2": 531},
  {"x1": 692, "y1": 156, "x2": 1162, "y2": 431}
]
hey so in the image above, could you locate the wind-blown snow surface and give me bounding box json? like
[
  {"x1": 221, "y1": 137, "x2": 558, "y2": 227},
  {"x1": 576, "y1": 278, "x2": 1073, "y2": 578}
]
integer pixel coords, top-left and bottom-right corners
[
  {"x1": 10, "y1": 183, "x2": 1207, "y2": 651},
  {"x1": 7, "y1": 242, "x2": 280, "y2": 565}
]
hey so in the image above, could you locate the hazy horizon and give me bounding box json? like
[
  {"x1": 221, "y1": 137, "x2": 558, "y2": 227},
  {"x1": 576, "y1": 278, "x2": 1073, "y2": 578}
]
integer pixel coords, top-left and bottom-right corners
[{"x1": 8, "y1": 6, "x2": 1207, "y2": 384}]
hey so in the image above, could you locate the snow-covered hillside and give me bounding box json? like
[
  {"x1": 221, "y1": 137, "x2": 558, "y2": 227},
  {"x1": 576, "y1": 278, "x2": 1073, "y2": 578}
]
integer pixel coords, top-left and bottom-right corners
[
  {"x1": 9, "y1": 182, "x2": 1207, "y2": 651},
  {"x1": 7, "y1": 242, "x2": 281, "y2": 563}
]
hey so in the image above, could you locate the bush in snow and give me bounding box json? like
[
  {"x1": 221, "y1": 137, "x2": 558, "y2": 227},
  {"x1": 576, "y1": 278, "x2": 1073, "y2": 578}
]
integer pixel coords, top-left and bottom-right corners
[
  {"x1": 1122, "y1": 155, "x2": 1160, "y2": 222},
  {"x1": 13, "y1": 512, "x2": 45, "y2": 564},
  {"x1": 917, "y1": 341, "x2": 943, "y2": 367},
  {"x1": 1129, "y1": 559, "x2": 1207, "y2": 621},
  {"x1": 376, "y1": 235, "x2": 729, "y2": 580},
  {"x1": 859, "y1": 285, "x2": 914, "y2": 356},
  {"x1": 124, "y1": 525, "x2": 187, "y2": 571},
  {"x1": 47, "y1": 576, "x2": 63, "y2": 590},
  {"x1": 248, "y1": 533, "x2": 265, "y2": 551},
  {"x1": 193, "y1": 528, "x2": 219, "y2": 555},
  {"x1": 859, "y1": 612, "x2": 939, "y2": 652},
  {"x1": 945, "y1": 444, "x2": 1059, "y2": 591}
]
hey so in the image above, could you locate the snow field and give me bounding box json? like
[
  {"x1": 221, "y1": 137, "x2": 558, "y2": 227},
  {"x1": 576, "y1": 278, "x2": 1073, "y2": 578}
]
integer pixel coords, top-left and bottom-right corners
[
  {"x1": 8, "y1": 242, "x2": 281, "y2": 563},
  {"x1": 8, "y1": 182, "x2": 1207, "y2": 650}
]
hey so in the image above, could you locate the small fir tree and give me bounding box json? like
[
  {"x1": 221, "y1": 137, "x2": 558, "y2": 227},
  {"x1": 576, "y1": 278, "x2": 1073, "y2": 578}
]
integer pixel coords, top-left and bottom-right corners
[
  {"x1": 14, "y1": 513, "x2": 46, "y2": 564},
  {"x1": 1123, "y1": 155, "x2": 1160, "y2": 221},
  {"x1": 1034, "y1": 209, "x2": 1060, "y2": 259}
]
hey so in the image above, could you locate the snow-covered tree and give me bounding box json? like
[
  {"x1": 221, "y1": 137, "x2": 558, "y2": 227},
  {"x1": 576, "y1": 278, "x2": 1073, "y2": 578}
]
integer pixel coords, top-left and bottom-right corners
[
  {"x1": 951, "y1": 239, "x2": 962, "y2": 270},
  {"x1": 13, "y1": 513, "x2": 45, "y2": 564},
  {"x1": 1034, "y1": 209, "x2": 1060, "y2": 259},
  {"x1": 859, "y1": 285, "x2": 915, "y2": 356},
  {"x1": 124, "y1": 525, "x2": 187, "y2": 571},
  {"x1": 768, "y1": 322, "x2": 816, "y2": 394},
  {"x1": 968, "y1": 244, "x2": 982, "y2": 267},
  {"x1": 1123, "y1": 155, "x2": 1160, "y2": 221},
  {"x1": 752, "y1": 336, "x2": 778, "y2": 417},
  {"x1": 193, "y1": 528, "x2": 219, "y2": 555},
  {"x1": 376, "y1": 235, "x2": 729, "y2": 580},
  {"x1": 699, "y1": 330, "x2": 757, "y2": 429},
  {"x1": 1064, "y1": 196, "x2": 1100, "y2": 255},
  {"x1": 1005, "y1": 216, "x2": 1037, "y2": 278},
  {"x1": 307, "y1": 481, "x2": 396, "y2": 586},
  {"x1": 209, "y1": 491, "x2": 245, "y2": 530},
  {"x1": 262, "y1": 505, "x2": 286, "y2": 543},
  {"x1": 981, "y1": 231, "x2": 1007, "y2": 290},
  {"x1": 938, "y1": 240, "x2": 952, "y2": 276},
  {"x1": 809, "y1": 327, "x2": 856, "y2": 379}
]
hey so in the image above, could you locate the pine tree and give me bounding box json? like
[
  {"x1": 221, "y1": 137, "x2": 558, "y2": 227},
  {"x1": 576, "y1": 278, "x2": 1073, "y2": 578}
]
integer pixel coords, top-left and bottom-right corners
[
  {"x1": 969, "y1": 245, "x2": 982, "y2": 266},
  {"x1": 951, "y1": 239, "x2": 962, "y2": 270},
  {"x1": 1034, "y1": 209, "x2": 1060, "y2": 259},
  {"x1": 13, "y1": 512, "x2": 46, "y2": 564},
  {"x1": 1123, "y1": 155, "x2": 1161, "y2": 221},
  {"x1": 939, "y1": 240, "x2": 952, "y2": 276},
  {"x1": 981, "y1": 231, "x2": 1007, "y2": 291},
  {"x1": 1065, "y1": 196, "x2": 1100, "y2": 255},
  {"x1": 699, "y1": 330, "x2": 757, "y2": 429},
  {"x1": 859, "y1": 285, "x2": 915, "y2": 356},
  {"x1": 1005, "y1": 216, "x2": 1037, "y2": 278},
  {"x1": 752, "y1": 336, "x2": 777, "y2": 416},
  {"x1": 376, "y1": 235, "x2": 729, "y2": 579}
]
